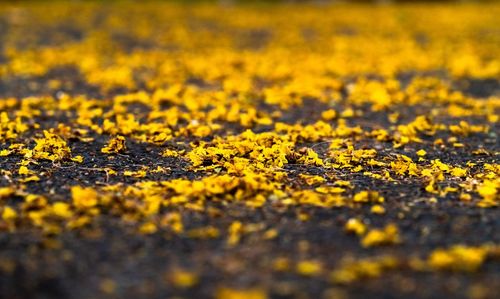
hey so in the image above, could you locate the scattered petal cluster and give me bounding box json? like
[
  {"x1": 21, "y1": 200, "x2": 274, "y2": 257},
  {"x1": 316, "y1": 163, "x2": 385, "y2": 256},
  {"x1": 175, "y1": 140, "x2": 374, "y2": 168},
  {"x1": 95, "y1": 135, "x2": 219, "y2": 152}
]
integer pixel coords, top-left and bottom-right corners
[{"x1": 0, "y1": 2, "x2": 498, "y2": 299}]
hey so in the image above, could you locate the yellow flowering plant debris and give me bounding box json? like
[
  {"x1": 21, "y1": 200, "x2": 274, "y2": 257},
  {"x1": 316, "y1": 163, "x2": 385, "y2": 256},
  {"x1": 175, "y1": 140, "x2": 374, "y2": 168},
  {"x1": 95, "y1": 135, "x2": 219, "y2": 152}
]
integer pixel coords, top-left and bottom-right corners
[{"x1": 0, "y1": 2, "x2": 498, "y2": 298}]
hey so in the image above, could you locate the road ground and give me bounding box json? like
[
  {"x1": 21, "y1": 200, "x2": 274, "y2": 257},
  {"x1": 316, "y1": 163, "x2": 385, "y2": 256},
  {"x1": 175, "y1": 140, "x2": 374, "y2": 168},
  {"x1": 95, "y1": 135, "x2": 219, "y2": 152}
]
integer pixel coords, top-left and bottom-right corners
[{"x1": 0, "y1": 2, "x2": 499, "y2": 299}]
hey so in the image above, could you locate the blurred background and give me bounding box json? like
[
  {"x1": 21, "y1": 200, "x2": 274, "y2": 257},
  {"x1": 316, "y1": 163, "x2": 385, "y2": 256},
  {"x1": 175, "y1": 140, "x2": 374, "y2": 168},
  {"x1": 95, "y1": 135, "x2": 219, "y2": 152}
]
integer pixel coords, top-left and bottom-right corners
[{"x1": 2, "y1": 0, "x2": 499, "y2": 3}]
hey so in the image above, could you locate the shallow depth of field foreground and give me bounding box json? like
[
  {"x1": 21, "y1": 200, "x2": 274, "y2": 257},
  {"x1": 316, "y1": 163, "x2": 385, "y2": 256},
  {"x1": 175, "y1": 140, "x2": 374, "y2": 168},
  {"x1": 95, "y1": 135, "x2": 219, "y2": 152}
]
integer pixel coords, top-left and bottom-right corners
[{"x1": 0, "y1": 1, "x2": 499, "y2": 299}]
